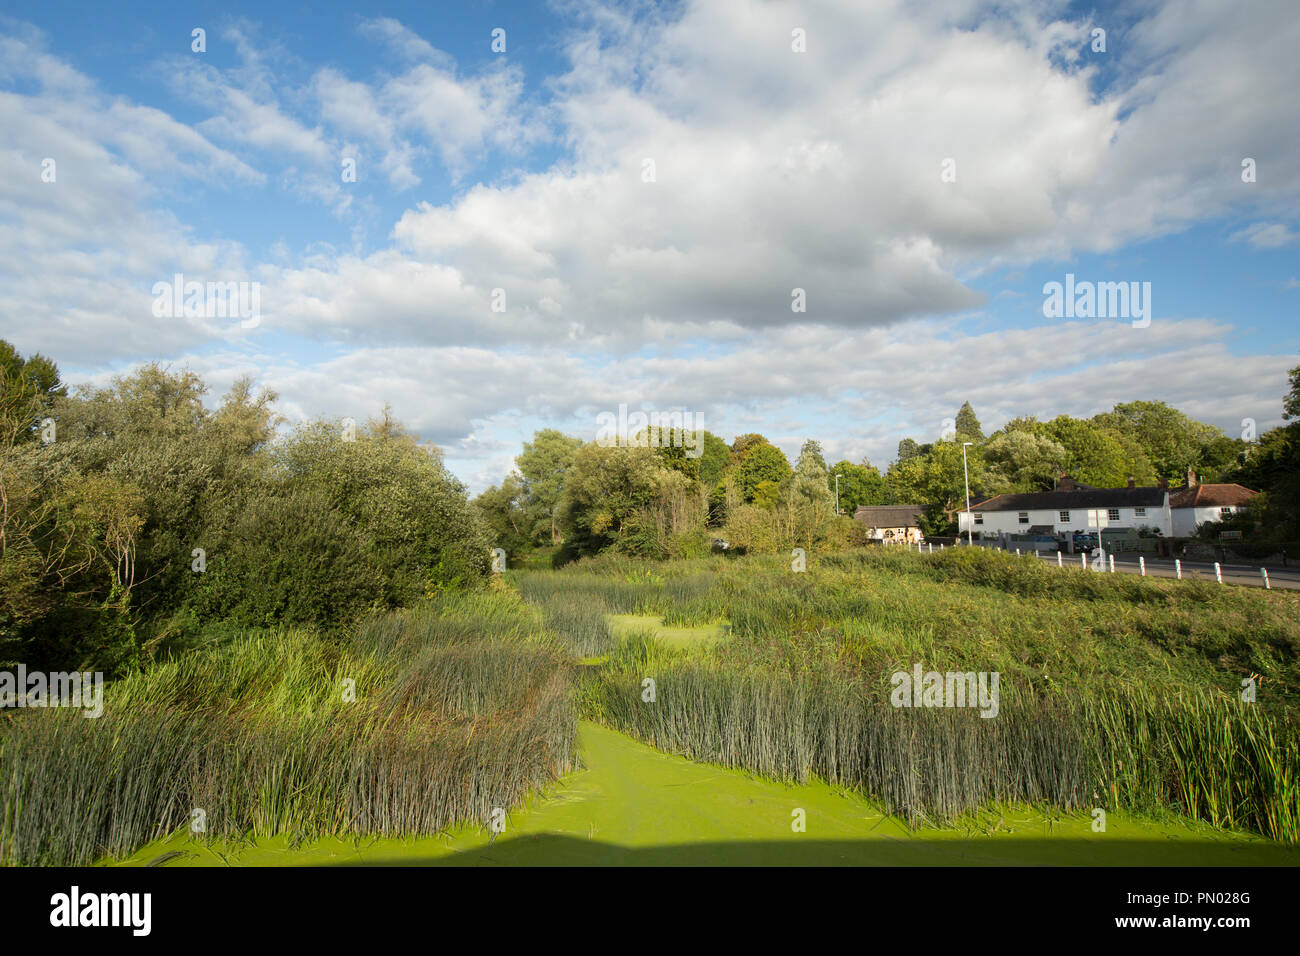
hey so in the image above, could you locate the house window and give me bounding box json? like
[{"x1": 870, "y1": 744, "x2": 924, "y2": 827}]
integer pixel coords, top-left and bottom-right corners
[
  {"x1": 1220, "y1": 507, "x2": 1233, "y2": 518},
  {"x1": 974, "y1": 514, "x2": 983, "y2": 525},
  {"x1": 1134, "y1": 507, "x2": 1146, "y2": 518},
  {"x1": 1059, "y1": 511, "x2": 1070, "y2": 523},
  {"x1": 1107, "y1": 508, "x2": 1120, "y2": 521},
  {"x1": 1018, "y1": 512, "x2": 1029, "y2": 524}
]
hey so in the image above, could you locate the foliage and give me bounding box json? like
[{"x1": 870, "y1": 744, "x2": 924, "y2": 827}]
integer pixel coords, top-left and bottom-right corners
[
  {"x1": 0, "y1": 361, "x2": 490, "y2": 672},
  {"x1": 829, "y1": 460, "x2": 884, "y2": 512},
  {"x1": 734, "y1": 442, "x2": 792, "y2": 503}
]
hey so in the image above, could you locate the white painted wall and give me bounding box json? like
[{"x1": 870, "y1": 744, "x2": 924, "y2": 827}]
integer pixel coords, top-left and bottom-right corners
[
  {"x1": 958, "y1": 501, "x2": 1170, "y2": 537},
  {"x1": 1171, "y1": 505, "x2": 1244, "y2": 537}
]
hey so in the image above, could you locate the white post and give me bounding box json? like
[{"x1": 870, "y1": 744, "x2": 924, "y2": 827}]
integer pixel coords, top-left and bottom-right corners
[
  {"x1": 1214, "y1": 562, "x2": 1222, "y2": 584},
  {"x1": 940, "y1": 543, "x2": 945, "y2": 550},
  {"x1": 1057, "y1": 551, "x2": 1062, "y2": 568},
  {"x1": 962, "y1": 442, "x2": 974, "y2": 548},
  {"x1": 1261, "y1": 568, "x2": 1271, "y2": 590},
  {"x1": 1109, "y1": 554, "x2": 1115, "y2": 573},
  {"x1": 1175, "y1": 559, "x2": 1182, "y2": 580},
  {"x1": 1139, "y1": 556, "x2": 1146, "y2": 577},
  {"x1": 1081, "y1": 552, "x2": 1087, "y2": 570},
  {"x1": 928, "y1": 543, "x2": 933, "y2": 554},
  {"x1": 1016, "y1": 548, "x2": 1021, "y2": 557}
]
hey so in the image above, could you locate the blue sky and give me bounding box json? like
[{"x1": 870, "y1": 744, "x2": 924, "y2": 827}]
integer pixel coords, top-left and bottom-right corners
[{"x1": 2, "y1": 0, "x2": 1297, "y2": 492}]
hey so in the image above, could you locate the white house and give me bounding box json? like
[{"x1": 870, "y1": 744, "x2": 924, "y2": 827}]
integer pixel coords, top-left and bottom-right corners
[
  {"x1": 1168, "y1": 475, "x2": 1258, "y2": 537},
  {"x1": 957, "y1": 477, "x2": 1171, "y2": 537},
  {"x1": 853, "y1": 504, "x2": 927, "y2": 543}
]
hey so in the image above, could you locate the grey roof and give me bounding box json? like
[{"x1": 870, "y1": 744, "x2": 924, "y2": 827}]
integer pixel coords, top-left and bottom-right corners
[
  {"x1": 971, "y1": 487, "x2": 1165, "y2": 512},
  {"x1": 853, "y1": 504, "x2": 927, "y2": 526}
]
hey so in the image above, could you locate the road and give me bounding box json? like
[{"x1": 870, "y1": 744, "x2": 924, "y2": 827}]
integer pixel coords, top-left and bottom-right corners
[{"x1": 1021, "y1": 549, "x2": 1300, "y2": 590}]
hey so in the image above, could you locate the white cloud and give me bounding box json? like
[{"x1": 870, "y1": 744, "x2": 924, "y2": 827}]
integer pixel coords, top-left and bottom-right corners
[
  {"x1": 1230, "y1": 222, "x2": 1299, "y2": 249},
  {"x1": 3, "y1": 1, "x2": 1298, "y2": 495}
]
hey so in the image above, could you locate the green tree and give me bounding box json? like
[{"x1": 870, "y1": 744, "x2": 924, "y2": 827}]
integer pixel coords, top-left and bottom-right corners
[
  {"x1": 0, "y1": 340, "x2": 65, "y2": 442},
  {"x1": 697, "y1": 431, "x2": 731, "y2": 488},
  {"x1": 558, "y1": 443, "x2": 667, "y2": 558},
  {"x1": 516, "y1": 429, "x2": 582, "y2": 545},
  {"x1": 1285, "y1": 361, "x2": 1300, "y2": 420},
  {"x1": 982, "y1": 429, "x2": 1068, "y2": 493},
  {"x1": 273, "y1": 417, "x2": 490, "y2": 602},
  {"x1": 735, "y1": 442, "x2": 792, "y2": 503},
  {"x1": 788, "y1": 440, "x2": 833, "y2": 509},
  {"x1": 730, "y1": 433, "x2": 769, "y2": 463},
  {"x1": 955, "y1": 401, "x2": 984, "y2": 441},
  {"x1": 829, "y1": 460, "x2": 884, "y2": 513},
  {"x1": 896, "y1": 438, "x2": 921, "y2": 462},
  {"x1": 1094, "y1": 401, "x2": 1223, "y2": 484},
  {"x1": 473, "y1": 473, "x2": 533, "y2": 557},
  {"x1": 1036, "y1": 416, "x2": 1154, "y2": 488},
  {"x1": 883, "y1": 441, "x2": 986, "y2": 532},
  {"x1": 752, "y1": 479, "x2": 782, "y2": 510}
]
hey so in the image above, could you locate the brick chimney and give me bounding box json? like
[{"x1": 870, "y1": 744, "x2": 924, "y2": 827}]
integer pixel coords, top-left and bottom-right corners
[
  {"x1": 1159, "y1": 477, "x2": 1169, "y2": 492},
  {"x1": 1059, "y1": 475, "x2": 1077, "y2": 491},
  {"x1": 1127, "y1": 476, "x2": 1135, "y2": 489},
  {"x1": 1186, "y1": 466, "x2": 1198, "y2": 488}
]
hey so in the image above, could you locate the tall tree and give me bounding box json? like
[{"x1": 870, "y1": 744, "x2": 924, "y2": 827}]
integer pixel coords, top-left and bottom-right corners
[
  {"x1": 697, "y1": 431, "x2": 731, "y2": 488},
  {"x1": 516, "y1": 429, "x2": 583, "y2": 545},
  {"x1": 788, "y1": 440, "x2": 833, "y2": 509},
  {"x1": 829, "y1": 460, "x2": 884, "y2": 513},
  {"x1": 981, "y1": 429, "x2": 1068, "y2": 493},
  {"x1": 954, "y1": 401, "x2": 984, "y2": 441},
  {"x1": 883, "y1": 441, "x2": 987, "y2": 532},
  {"x1": 730, "y1": 433, "x2": 769, "y2": 463},
  {"x1": 1283, "y1": 360, "x2": 1300, "y2": 420},
  {"x1": 735, "y1": 442, "x2": 792, "y2": 502},
  {"x1": 1094, "y1": 400, "x2": 1223, "y2": 485},
  {"x1": 0, "y1": 339, "x2": 66, "y2": 443}
]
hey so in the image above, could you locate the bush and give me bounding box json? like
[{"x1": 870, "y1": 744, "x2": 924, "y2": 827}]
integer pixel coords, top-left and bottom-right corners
[{"x1": 185, "y1": 488, "x2": 385, "y2": 630}]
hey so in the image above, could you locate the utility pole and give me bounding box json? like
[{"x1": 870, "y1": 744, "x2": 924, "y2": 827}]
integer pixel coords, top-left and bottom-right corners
[{"x1": 962, "y1": 442, "x2": 974, "y2": 547}]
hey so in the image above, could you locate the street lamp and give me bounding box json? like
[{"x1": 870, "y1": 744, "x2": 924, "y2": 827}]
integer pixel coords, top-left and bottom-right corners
[
  {"x1": 834, "y1": 473, "x2": 843, "y2": 516},
  {"x1": 962, "y1": 442, "x2": 974, "y2": 547}
]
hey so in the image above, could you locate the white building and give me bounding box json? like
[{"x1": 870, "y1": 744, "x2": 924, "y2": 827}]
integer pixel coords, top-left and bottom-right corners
[
  {"x1": 957, "y1": 477, "x2": 1171, "y2": 537},
  {"x1": 1168, "y1": 479, "x2": 1258, "y2": 537},
  {"x1": 853, "y1": 504, "x2": 927, "y2": 543}
]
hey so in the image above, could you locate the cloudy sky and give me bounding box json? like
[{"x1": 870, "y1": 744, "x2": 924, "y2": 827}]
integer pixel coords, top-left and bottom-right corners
[{"x1": 3, "y1": 0, "x2": 1298, "y2": 492}]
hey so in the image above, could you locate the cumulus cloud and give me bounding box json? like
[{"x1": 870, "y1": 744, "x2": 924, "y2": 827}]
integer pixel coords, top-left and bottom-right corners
[{"x1": 3, "y1": 1, "x2": 1298, "y2": 493}]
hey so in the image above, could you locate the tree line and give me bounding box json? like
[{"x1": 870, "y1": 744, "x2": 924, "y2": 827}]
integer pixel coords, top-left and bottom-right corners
[
  {"x1": 478, "y1": 376, "x2": 1300, "y2": 557},
  {"x1": 0, "y1": 343, "x2": 489, "y2": 674}
]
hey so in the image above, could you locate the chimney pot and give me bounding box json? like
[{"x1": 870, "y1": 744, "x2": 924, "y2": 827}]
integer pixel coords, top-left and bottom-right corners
[{"x1": 1127, "y1": 476, "x2": 1135, "y2": 489}]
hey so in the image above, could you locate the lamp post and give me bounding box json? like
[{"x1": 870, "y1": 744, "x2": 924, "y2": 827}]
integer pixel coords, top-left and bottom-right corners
[
  {"x1": 962, "y1": 442, "x2": 974, "y2": 547},
  {"x1": 834, "y1": 473, "x2": 843, "y2": 516}
]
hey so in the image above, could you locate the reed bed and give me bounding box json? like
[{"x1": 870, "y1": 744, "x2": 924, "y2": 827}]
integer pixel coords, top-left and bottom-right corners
[
  {"x1": 530, "y1": 551, "x2": 1300, "y2": 842},
  {"x1": 583, "y1": 656, "x2": 1299, "y2": 840},
  {"x1": 540, "y1": 594, "x2": 618, "y2": 659},
  {"x1": 0, "y1": 594, "x2": 577, "y2": 866}
]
